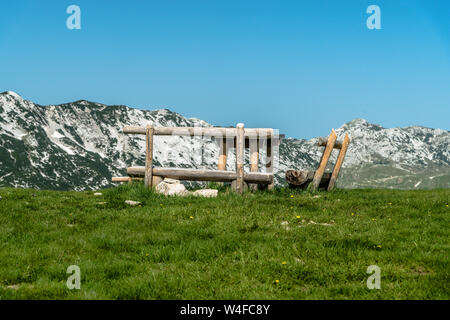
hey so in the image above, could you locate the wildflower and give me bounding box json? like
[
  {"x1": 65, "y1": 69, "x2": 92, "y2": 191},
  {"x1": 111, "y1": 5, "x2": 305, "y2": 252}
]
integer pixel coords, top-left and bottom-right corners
[
  {"x1": 377, "y1": 245, "x2": 382, "y2": 248},
  {"x1": 282, "y1": 261, "x2": 287, "y2": 265},
  {"x1": 296, "y1": 216, "x2": 301, "y2": 219},
  {"x1": 275, "y1": 280, "x2": 280, "y2": 284},
  {"x1": 388, "y1": 202, "x2": 392, "y2": 205},
  {"x1": 290, "y1": 195, "x2": 294, "y2": 198},
  {"x1": 189, "y1": 216, "x2": 194, "y2": 219},
  {"x1": 446, "y1": 204, "x2": 449, "y2": 208},
  {"x1": 351, "y1": 212, "x2": 355, "y2": 216}
]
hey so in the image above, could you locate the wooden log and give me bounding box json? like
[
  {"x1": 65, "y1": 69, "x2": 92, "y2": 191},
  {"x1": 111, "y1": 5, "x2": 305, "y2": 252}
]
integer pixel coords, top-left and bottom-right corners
[
  {"x1": 327, "y1": 133, "x2": 350, "y2": 191},
  {"x1": 286, "y1": 170, "x2": 331, "y2": 189},
  {"x1": 312, "y1": 129, "x2": 337, "y2": 191},
  {"x1": 318, "y1": 137, "x2": 343, "y2": 149},
  {"x1": 235, "y1": 123, "x2": 245, "y2": 193},
  {"x1": 126, "y1": 167, "x2": 273, "y2": 183},
  {"x1": 266, "y1": 133, "x2": 274, "y2": 190},
  {"x1": 217, "y1": 137, "x2": 227, "y2": 171},
  {"x1": 112, "y1": 176, "x2": 162, "y2": 185},
  {"x1": 144, "y1": 125, "x2": 154, "y2": 188},
  {"x1": 123, "y1": 126, "x2": 274, "y2": 136},
  {"x1": 249, "y1": 136, "x2": 259, "y2": 191},
  {"x1": 112, "y1": 177, "x2": 133, "y2": 182}
]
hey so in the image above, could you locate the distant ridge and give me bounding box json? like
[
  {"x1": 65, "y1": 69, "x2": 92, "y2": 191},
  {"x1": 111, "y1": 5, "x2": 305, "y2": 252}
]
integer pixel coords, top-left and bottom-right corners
[{"x1": 0, "y1": 91, "x2": 449, "y2": 190}]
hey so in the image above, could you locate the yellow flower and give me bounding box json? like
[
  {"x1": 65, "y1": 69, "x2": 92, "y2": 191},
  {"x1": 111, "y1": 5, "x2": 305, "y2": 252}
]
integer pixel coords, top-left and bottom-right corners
[
  {"x1": 189, "y1": 216, "x2": 194, "y2": 219},
  {"x1": 282, "y1": 261, "x2": 287, "y2": 265},
  {"x1": 296, "y1": 216, "x2": 301, "y2": 219},
  {"x1": 351, "y1": 212, "x2": 354, "y2": 216},
  {"x1": 377, "y1": 245, "x2": 382, "y2": 248},
  {"x1": 388, "y1": 202, "x2": 392, "y2": 205},
  {"x1": 275, "y1": 280, "x2": 280, "y2": 284},
  {"x1": 290, "y1": 195, "x2": 294, "y2": 198},
  {"x1": 446, "y1": 204, "x2": 449, "y2": 208}
]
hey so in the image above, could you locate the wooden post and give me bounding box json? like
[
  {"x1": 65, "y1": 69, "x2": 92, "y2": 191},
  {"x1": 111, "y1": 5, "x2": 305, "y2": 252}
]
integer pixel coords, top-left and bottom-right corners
[
  {"x1": 218, "y1": 137, "x2": 227, "y2": 171},
  {"x1": 312, "y1": 129, "x2": 337, "y2": 191},
  {"x1": 235, "y1": 123, "x2": 245, "y2": 194},
  {"x1": 249, "y1": 136, "x2": 259, "y2": 190},
  {"x1": 327, "y1": 133, "x2": 350, "y2": 191},
  {"x1": 266, "y1": 134, "x2": 274, "y2": 190},
  {"x1": 144, "y1": 125, "x2": 154, "y2": 188}
]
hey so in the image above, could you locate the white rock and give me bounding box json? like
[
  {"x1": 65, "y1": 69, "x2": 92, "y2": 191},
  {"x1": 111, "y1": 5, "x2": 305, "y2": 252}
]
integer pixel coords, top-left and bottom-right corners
[
  {"x1": 94, "y1": 192, "x2": 102, "y2": 196},
  {"x1": 163, "y1": 178, "x2": 180, "y2": 184},
  {"x1": 125, "y1": 200, "x2": 141, "y2": 206},
  {"x1": 192, "y1": 189, "x2": 218, "y2": 198},
  {"x1": 155, "y1": 181, "x2": 189, "y2": 196}
]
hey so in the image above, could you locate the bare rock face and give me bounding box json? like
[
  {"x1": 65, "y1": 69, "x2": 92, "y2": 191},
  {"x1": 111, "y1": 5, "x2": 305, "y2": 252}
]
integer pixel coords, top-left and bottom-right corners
[
  {"x1": 192, "y1": 189, "x2": 218, "y2": 198},
  {"x1": 155, "y1": 179, "x2": 190, "y2": 196}
]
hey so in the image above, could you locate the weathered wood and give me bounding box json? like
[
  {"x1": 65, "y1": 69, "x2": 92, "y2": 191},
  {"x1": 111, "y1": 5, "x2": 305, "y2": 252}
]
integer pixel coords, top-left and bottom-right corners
[
  {"x1": 318, "y1": 137, "x2": 343, "y2": 149},
  {"x1": 266, "y1": 133, "x2": 274, "y2": 190},
  {"x1": 123, "y1": 126, "x2": 276, "y2": 137},
  {"x1": 126, "y1": 167, "x2": 273, "y2": 184},
  {"x1": 327, "y1": 133, "x2": 350, "y2": 191},
  {"x1": 249, "y1": 136, "x2": 259, "y2": 191},
  {"x1": 144, "y1": 125, "x2": 154, "y2": 188},
  {"x1": 312, "y1": 129, "x2": 337, "y2": 191},
  {"x1": 112, "y1": 176, "x2": 163, "y2": 185},
  {"x1": 235, "y1": 123, "x2": 245, "y2": 194},
  {"x1": 112, "y1": 177, "x2": 133, "y2": 182},
  {"x1": 217, "y1": 137, "x2": 227, "y2": 171},
  {"x1": 286, "y1": 170, "x2": 331, "y2": 189}
]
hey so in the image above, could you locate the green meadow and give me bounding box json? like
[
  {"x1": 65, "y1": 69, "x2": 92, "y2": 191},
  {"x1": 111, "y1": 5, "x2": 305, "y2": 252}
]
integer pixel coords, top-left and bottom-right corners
[{"x1": 0, "y1": 184, "x2": 448, "y2": 299}]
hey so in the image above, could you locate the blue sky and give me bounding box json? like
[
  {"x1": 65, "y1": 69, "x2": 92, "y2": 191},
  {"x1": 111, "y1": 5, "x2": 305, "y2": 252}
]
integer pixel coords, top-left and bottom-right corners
[{"x1": 0, "y1": 0, "x2": 449, "y2": 138}]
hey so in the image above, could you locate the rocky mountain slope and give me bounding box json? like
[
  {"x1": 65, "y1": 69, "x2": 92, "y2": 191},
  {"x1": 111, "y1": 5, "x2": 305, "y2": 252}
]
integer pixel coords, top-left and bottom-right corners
[{"x1": 0, "y1": 91, "x2": 449, "y2": 190}]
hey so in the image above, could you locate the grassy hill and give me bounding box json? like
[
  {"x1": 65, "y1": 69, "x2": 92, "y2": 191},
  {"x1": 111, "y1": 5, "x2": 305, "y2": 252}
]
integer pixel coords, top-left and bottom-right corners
[{"x1": 0, "y1": 184, "x2": 448, "y2": 299}]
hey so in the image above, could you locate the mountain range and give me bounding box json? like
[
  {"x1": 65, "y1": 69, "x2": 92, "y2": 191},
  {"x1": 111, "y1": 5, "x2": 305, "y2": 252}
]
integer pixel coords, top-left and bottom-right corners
[{"x1": 0, "y1": 90, "x2": 449, "y2": 190}]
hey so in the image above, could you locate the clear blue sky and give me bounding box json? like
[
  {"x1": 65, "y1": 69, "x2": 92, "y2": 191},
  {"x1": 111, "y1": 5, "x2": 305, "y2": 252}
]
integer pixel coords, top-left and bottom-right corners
[{"x1": 1, "y1": 0, "x2": 449, "y2": 138}]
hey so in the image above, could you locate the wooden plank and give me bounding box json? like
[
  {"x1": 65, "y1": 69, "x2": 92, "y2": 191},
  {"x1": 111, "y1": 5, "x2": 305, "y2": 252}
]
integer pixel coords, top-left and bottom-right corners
[
  {"x1": 126, "y1": 166, "x2": 273, "y2": 183},
  {"x1": 327, "y1": 133, "x2": 350, "y2": 191},
  {"x1": 123, "y1": 125, "x2": 281, "y2": 138},
  {"x1": 318, "y1": 137, "x2": 343, "y2": 149},
  {"x1": 266, "y1": 133, "x2": 274, "y2": 190},
  {"x1": 217, "y1": 137, "x2": 227, "y2": 170},
  {"x1": 235, "y1": 123, "x2": 245, "y2": 193},
  {"x1": 249, "y1": 136, "x2": 259, "y2": 190},
  {"x1": 112, "y1": 177, "x2": 133, "y2": 182},
  {"x1": 312, "y1": 129, "x2": 337, "y2": 190},
  {"x1": 144, "y1": 125, "x2": 154, "y2": 188}
]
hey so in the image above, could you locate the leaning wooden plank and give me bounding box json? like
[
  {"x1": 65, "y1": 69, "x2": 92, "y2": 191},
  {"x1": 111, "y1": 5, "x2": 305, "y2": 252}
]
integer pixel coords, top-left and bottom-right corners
[
  {"x1": 144, "y1": 125, "x2": 154, "y2": 188},
  {"x1": 126, "y1": 167, "x2": 273, "y2": 183},
  {"x1": 312, "y1": 129, "x2": 337, "y2": 190},
  {"x1": 317, "y1": 137, "x2": 343, "y2": 149},
  {"x1": 235, "y1": 123, "x2": 245, "y2": 193},
  {"x1": 286, "y1": 170, "x2": 331, "y2": 189},
  {"x1": 327, "y1": 133, "x2": 350, "y2": 191}
]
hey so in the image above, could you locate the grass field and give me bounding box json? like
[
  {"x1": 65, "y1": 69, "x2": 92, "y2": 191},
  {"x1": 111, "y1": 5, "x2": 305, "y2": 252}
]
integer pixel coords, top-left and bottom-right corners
[{"x1": 0, "y1": 184, "x2": 448, "y2": 299}]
